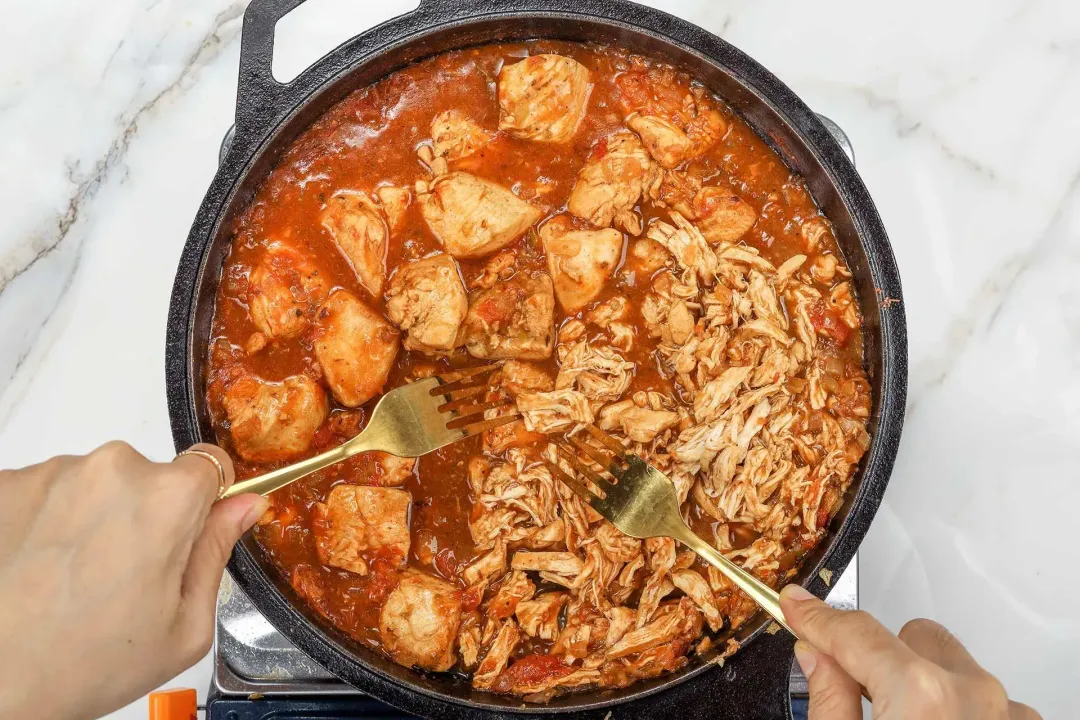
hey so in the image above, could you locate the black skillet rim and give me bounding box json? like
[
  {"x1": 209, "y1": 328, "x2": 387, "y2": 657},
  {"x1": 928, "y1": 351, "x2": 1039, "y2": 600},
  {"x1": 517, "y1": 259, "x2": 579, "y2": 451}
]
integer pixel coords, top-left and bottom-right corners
[{"x1": 166, "y1": 1, "x2": 908, "y2": 717}]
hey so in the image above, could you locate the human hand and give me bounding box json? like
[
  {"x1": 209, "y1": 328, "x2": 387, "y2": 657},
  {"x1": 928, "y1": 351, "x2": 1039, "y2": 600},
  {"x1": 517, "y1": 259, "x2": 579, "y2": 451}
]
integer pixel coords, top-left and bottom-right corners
[
  {"x1": 0, "y1": 442, "x2": 266, "y2": 720},
  {"x1": 780, "y1": 584, "x2": 1041, "y2": 719}
]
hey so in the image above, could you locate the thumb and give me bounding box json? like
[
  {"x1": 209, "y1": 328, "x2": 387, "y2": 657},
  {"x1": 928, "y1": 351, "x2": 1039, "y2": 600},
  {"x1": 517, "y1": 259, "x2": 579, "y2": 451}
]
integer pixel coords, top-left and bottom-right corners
[
  {"x1": 796, "y1": 641, "x2": 862, "y2": 720},
  {"x1": 781, "y1": 584, "x2": 919, "y2": 696},
  {"x1": 178, "y1": 494, "x2": 268, "y2": 638}
]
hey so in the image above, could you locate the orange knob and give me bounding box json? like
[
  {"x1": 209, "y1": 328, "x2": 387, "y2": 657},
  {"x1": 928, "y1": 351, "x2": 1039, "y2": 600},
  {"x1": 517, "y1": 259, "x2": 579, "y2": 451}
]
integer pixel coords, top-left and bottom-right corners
[{"x1": 148, "y1": 688, "x2": 198, "y2": 720}]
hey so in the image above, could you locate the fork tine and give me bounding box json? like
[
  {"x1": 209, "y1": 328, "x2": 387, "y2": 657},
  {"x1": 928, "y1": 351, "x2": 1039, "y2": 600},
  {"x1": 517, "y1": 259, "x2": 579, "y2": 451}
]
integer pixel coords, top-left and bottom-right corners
[
  {"x1": 435, "y1": 385, "x2": 489, "y2": 408},
  {"x1": 567, "y1": 434, "x2": 624, "y2": 479},
  {"x1": 445, "y1": 402, "x2": 516, "y2": 428},
  {"x1": 433, "y1": 363, "x2": 501, "y2": 386},
  {"x1": 429, "y1": 373, "x2": 498, "y2": 399},
  {"x1": 454, "y1": 413, "x2": 521, "y2": 437},
  {"x1": 584, "y1": 424, "x2": 629, "y2": 457},
  {"x1": 544, "y1": 460, "x2": 600, "y2": 503},
  {"x1": 442, "y1": 397, "x2": 509, "y2": 418},
  {"x1": 554, "y1": 440, "x2": 613, "y2": 491}
]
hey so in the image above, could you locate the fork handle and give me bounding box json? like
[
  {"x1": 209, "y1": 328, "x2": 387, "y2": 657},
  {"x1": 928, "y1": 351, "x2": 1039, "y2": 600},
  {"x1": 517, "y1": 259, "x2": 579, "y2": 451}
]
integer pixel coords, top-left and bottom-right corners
[
  {"x1": 668, "y1": 525, "x2": 796, "y2": 638},
  {"x1": 220, "y1": 430, "x2": 381, "y2": 500}
]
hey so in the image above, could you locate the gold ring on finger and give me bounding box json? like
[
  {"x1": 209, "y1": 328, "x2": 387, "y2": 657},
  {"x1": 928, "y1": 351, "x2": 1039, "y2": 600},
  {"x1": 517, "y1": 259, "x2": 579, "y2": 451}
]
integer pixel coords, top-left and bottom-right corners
[{"x1": 176, "y1": 449, "x2": 227, "y2": 498}]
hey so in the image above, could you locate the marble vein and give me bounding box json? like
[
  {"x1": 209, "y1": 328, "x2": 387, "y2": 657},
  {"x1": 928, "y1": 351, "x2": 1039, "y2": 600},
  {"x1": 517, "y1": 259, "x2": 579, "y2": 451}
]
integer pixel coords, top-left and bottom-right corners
[
  {"x1": 0, "y1": 2, "x2": 245, "y2": 417},
  {"x1": 0, "y1": 2, "x2": 245, "y2": 296},
  {"x1": 908, "y1": 168, "x2": 1080, "y2": 413},
  {"x1": 847, "y1": 85, "x2": 998, "y2": 182}
]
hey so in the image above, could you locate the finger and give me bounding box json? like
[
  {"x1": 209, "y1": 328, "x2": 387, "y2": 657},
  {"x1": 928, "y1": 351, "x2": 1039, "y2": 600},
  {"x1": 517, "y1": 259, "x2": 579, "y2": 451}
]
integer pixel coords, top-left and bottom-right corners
[
  {"x1": 176, "y1": 494, "x2": 268, "y2": 643},
  {"x1": 170, "y1": 443, "x2": 236, "y2": 511},
  {"x1": 898, "y1": 618, "x2": 981, "y2": 674},
  {"x1": 781, "y1": 584, "x2": 920, "y2": 693},
  {"x1": 795, "y1": 641, "x2": 862, "y2": 720},
  {"x1": 1009, "y1": 700, "x2": 1043, "y2": 720}
]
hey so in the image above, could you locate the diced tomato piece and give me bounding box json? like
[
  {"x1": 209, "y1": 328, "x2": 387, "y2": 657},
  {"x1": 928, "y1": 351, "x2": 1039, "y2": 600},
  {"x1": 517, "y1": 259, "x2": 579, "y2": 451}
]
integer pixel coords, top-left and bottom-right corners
[
  {"x1": 363, "y1": 554, "x2": 402, "y2": 605},
  {"x1": 491, "y1": 653, "x2": 573, "y2": 694},
  {"x1": 474, "y1": 299, "x2": 508, "y2": 325},
  {"x1": 461, "y1": 583, "x2": 485, "y2": 613},
  {"x1": 434, "y1": 547, "x2": 458, "y2": 579},
  {"x1": 590, "y1": 137, "x2": 609, "y2": 161},
  {"x1": 809, "y1": 302, "x2": 851, "y2": 346}
]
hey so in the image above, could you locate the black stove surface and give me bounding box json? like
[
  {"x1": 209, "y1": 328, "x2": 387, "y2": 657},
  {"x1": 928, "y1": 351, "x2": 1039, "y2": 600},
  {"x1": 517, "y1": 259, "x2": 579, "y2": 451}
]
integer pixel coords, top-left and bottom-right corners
[
  {"x1": 207, "y1": 692, "x2": 412, "y2": 719},
  {"x1": 205, "y1": 692, "x2": 810, "y2": 719}
]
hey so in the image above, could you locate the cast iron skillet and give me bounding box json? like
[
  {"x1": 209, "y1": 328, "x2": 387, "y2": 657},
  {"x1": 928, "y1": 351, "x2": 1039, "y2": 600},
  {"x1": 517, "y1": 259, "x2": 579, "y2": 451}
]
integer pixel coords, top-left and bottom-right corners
[{"x1": 165, "y1": 0, "x2": 908, "y2": 717}]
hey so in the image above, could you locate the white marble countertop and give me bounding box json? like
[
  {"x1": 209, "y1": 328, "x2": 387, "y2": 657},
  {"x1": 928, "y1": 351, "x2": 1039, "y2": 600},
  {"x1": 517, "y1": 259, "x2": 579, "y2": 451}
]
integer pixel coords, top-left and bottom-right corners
[{"x1": 1, "y1": 0, "x2": 1077, "y2": 717}]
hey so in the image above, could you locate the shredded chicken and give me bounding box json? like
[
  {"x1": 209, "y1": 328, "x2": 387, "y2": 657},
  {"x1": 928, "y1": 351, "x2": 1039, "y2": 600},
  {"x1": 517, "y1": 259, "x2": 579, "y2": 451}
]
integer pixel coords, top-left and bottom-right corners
[
  {"x1": 452, "y1": 194, "x2": 865, "y2": 694},
  {"x1": 512, "y1": 551, "x2": 585, "y2": 575},
  {"x1": 607, "y1": 598, "x2": 703, "y2": 659},
  {"x1": 555, "y1": 340, "x2": 634, "y2": 404},
  {"x1": 473, "y1": 620, "x2": 521, "y2": 689},
  {"x1": 517, "y1": 389, "x2": 596, "y2": 434},
  {"x1": 646, "y1": 211, "x2": 716, "y2": 282},
  {"x1": 516, "y1": 592, "x2": 568, "y2": 640}
]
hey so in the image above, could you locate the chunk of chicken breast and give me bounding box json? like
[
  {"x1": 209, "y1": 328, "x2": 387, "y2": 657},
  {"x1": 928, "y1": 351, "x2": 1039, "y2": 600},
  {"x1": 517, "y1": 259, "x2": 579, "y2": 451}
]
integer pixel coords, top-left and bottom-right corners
[
  {"x1": 221, "y1": 397, "x2": 319, "y2": 479},
  {"x1": 618, "y1": 67, "x2": 727, "y2": 167},
  {"x1": 314, "y1": 289, "x2": 399, "y2": 407},
  {"x1": 223, "y1": 374, "x2": 328, "y2": 463},
  {"x1": 418, "y1": 172, "x2": 543, "y2": 259},
  {"x1": 626, "y1": 113, "x2": 696, "y2": 169},
  {"x1": 567, "y1": 131, "x2": 661, "y2": 235},
  {"x1": 313, "y1": 485, "x2": 411, "y2": 576},
  {"x1": 540, "y1": 216, "x2": 624, "y2": 312},
  {"x1": 463, "y1": 273, "x2": 555, "y2": 360},
  {"x1": 385, "y1": 254, "x2": 467, "y2": 354},
  {"x1": 369, "y1": 452, "x2": 416, "y2": 487},
  {"x1": 375, "y1": 186, "x2": 411, "y2": 233},
  {"x1": 320, "y1": 192, "x2": 389, "y2": 298},
  {"x1": 498, "y1": 54, "x2": 591, "y2": 143},
  {"x1": 693, "y1": 187, "x2": 757, "y2": 243},
  {"x1": 431, "y1": 109, "x2": 493, "y2": 162},
  {"x1": 379, "y1": 569, "x2": 463, "y2": 672},
  {"x1": 626, "y1": 237, "x2": 671, "y2": 276},
  {"x1": 248, "y1": 243, "x2": 331, "y2": 340},
  {"x1": 597, "y1": 400, "x2": 680, "y2": 443},
  {"x1": 498, "y1": 360, "x2": 554, "y2": 397}
]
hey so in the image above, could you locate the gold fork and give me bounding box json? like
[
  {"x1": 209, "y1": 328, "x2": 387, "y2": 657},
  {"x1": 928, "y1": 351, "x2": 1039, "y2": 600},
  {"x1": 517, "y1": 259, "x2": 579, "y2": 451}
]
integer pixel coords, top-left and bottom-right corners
[
  {"x1": 222, "y1": 364, "x2": 518, "y2": 500},
  {"x1": 548, "y1": 424, "x2": 796, "y2": 637}
]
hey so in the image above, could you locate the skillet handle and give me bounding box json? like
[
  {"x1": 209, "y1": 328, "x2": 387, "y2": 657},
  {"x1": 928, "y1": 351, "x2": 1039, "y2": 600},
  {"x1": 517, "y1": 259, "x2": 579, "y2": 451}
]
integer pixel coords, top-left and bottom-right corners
[
  {"x1": 234, "y1": 0, "x2": 468, "y2": 137},
  {"x1": 234, "y1": 0, "x2": 307, "y2": 133}
]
